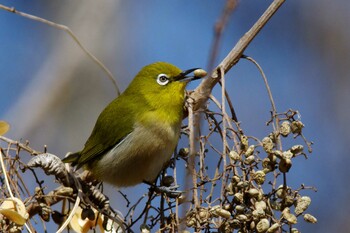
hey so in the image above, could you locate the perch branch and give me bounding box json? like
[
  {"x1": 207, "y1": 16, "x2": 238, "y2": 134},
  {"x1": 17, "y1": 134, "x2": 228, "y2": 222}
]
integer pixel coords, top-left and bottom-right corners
[{"x1": 190, "y1": 0, "x2": 285, "y2": 111}]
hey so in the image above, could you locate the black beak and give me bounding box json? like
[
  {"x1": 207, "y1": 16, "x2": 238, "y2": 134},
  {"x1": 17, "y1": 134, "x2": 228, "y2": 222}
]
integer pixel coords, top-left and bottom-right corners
[{"x1": 175, "y1": 68, "x2": 202, "y2": 82}]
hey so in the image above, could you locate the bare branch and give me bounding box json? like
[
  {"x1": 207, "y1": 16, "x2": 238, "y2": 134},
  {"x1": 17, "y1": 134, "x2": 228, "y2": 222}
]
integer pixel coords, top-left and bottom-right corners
[
  {"x1": 0, "y1": 4, "x2": 120, "y2": 95},
  {"x1": 190, "y1": 0, "x2": 286, "y2": 111}
]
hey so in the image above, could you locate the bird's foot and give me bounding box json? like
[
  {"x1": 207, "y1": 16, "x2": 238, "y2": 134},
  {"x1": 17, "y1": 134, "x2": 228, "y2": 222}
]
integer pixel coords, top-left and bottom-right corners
[
  {"x1": 143, "y1": 180, "x2": 183, "y2": 198},
  {"x1": 153, "y1": 185, "x2": 183, "y2": 198}
]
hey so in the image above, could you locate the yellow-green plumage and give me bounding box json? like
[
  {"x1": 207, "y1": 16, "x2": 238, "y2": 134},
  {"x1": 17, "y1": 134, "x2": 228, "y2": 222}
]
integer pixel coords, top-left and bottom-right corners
[{"x1": 63, "y1": 62, "x2": 197, "y2": 187}]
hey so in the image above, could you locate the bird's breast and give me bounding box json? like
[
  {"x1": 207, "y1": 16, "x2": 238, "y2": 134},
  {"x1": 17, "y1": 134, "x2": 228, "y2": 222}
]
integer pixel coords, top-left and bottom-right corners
[{"x1": 90, "y1": 117, "x2": 181, "y2": 187}]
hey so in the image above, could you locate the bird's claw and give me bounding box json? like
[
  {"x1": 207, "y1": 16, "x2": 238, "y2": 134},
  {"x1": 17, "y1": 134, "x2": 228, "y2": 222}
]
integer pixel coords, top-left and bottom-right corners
[{"x1": 152, "y1": 185, "x2": 183, "y2": 198}]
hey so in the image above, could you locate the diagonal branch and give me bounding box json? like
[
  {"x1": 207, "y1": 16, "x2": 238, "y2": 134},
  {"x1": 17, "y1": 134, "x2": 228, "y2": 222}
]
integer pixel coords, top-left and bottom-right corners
[{"x1": 190, "y1": 0, "x2": 286, "y2": 111}]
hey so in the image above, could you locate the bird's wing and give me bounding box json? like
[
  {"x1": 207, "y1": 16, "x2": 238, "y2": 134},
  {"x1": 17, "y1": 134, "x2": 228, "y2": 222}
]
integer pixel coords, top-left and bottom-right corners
[{"x1": 76, "y1": 95, "x2": 136, "y2": 166}]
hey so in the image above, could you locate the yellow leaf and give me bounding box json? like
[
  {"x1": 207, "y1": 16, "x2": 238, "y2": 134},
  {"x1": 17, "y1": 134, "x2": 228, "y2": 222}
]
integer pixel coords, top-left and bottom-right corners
[
  {"x1": 0, "y1": 197, "x2": 29, "y2": 225},
  {"x1": 0, "y1": 121, "x2": 10, "y2": 135},
  {"x1": 69, "y1": 207, "x2": 102, "y2": 233}
]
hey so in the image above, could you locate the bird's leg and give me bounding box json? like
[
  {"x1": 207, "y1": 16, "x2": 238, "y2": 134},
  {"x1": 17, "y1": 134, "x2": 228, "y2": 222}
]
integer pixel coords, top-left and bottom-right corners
[{"x1": 143, "y1": 178, "x2": 183, "y2": 198}]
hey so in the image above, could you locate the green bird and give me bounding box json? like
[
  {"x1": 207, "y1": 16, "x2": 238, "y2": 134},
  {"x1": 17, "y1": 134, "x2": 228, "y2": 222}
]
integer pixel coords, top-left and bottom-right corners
[{"x1": 62, "y1": 62, "x2": 206, "y2": 187}]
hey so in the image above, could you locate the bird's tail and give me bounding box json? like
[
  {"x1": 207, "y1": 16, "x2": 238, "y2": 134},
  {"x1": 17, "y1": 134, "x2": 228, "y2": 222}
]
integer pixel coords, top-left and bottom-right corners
[{"x1": 62, "y1": 152, "x2": 80, "y2": 166}]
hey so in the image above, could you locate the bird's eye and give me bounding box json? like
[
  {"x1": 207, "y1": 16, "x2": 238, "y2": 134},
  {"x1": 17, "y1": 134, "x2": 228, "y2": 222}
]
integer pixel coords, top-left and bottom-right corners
[{"x1": 156, "y1": 74, "x2": 169, "y2": 86}]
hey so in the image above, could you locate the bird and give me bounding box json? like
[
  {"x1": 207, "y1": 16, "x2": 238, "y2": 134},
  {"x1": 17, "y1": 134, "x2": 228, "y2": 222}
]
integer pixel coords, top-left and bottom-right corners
[{"x1": 62, "y1": 62, "x2": 206, "y2": 189}]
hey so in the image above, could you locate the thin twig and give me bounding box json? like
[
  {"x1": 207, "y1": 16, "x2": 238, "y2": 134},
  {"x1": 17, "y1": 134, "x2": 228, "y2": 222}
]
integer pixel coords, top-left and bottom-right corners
[
  {"x1": 0, "y1": 149, "x2": 33, "y2": 233},
  {"x1": 0, "y1": 136, "x2": 41, "y2": 155},
  {"x1": 207, "y1": 0, "x2": 238, "y2": 74},
  {"x1": 242, "y1": 55, "x2": 280, "y2": 147},
  {"x1": 0, "y1": 4, "x2": 120, "y2": 96},
  {"x1": 219, "y1": 66, "x2": 228, "y2": 203},
  {"x1": 56, "y1": 173, "x2": 82, "y2": 233}
]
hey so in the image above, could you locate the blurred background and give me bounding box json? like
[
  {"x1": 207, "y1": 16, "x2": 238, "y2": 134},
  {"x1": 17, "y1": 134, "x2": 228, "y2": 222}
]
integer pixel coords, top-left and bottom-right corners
[{"x1": 0, "y1": 0, "x2": 348, "y2": 232}]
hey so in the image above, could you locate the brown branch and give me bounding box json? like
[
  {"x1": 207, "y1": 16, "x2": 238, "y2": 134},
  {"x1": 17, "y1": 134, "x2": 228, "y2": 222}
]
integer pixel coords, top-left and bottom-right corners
[
  {"x1": 190, "y1": 0, "x2": 286, "y2": 111},
  {"x1": 207, "y1": 0, "x2": 238, "y2": 74}
]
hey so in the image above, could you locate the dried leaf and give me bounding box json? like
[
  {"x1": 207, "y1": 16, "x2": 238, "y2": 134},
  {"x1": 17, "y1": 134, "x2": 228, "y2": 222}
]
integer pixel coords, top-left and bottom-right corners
[
  {"x1": 69, "y1": 207, "x2": 103, "y2": 233},
  {"x1": 0, "y1": 197, "x2": 28, "y2": 225},
  {"x1": 0, "y1": 120, "x2": 10, "y2": 135},
  {"x1": 69, "y1": 207, "x2": 122, "y2": 233}
]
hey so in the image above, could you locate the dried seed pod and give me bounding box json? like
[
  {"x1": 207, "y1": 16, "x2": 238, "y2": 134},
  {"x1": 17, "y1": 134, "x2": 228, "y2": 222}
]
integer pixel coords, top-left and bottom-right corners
[
  {"x1": 282, "y1": 207, "x2": 297, "y2": 224},
  {"x1": 262, "y1": 137, "x2": 274, "y2": 153},
  {"x1": 303, "y1": 213, "x2": 317, "y2": 223},
  {"x1": 291, "y1": 120, "x2": 304, "y2": 134},
  {"x1": 236, "y1": 214, "x2": 248, "y2": 222},
  {"x1": 199, "y1": 208, "x2": 210, "y2": 219},
  {"x1": 248, "y1": 188, "x2": 260, "y2": 198},
  {"x1": 268, "y1": 132, "x2": 277, "y2": 143},
  {"x1": 194, "y1": 68, "x2": 207, "y2": 78},
  {"x1": 250, "y1": 221, "x2": 256, "y2": 230},
  {"x1": 186, "y1": 218, "x2": 196, "y2": 227},
  {"x1": 262, "y1": 158, "x2": 274, "y2": 173},
  {"x1": 226, "y1": 183, "x2": 235, "y2": 196},
  {"x1": 282, "y1": 150, "x2": 293, "y2": 160},
  {"x1": 253, "y1": 170, "x2": 266, "y2": 185},
  {"x1": 252, "y1": 208, "x2": 265, "y2": 219},
  {"x1": 237, "y1": 181, "x2": 249, "y2": 189},
  {"x1": 255, "y1": 201, "x2": 267, "y2": 210},
  {"x1": 283, "y1": 195, "x2": 295, "y2": 207},
  {"x1": 290, "y1": 145, "x2": 304, "y2": 155},
  {"x1": 245, "y1": 145, "x2": 255, "y2": 157},
  {"x1": 223, "y1": 204, "x2": 231, "y2": 211},
  {"x1": 256, "y1": 218, "x2": 269, "y2": 232},
  {"x1": 295, "y1": 196, "x2": 311, "y2": 215},
  {"x1": 178, "y1": 147, "x2": 189, "y2": 158},
  {"x1": 275, "y1": 185, "x2": 285, "y2": 199},
  {"x1": 229, "y1": 150, "x2": 240, "y2": 161},
  {"x1": 272, "y1": 150, "x2": 283, "y2": 159},
  {"x1": 8, "y1": 224, "x2": 21, "y2": 233},
  {"x1": 233, "y1": 193, "x2": 244, "y2": 204},
  {"x1": 270, "y1": 200, "x2": 282, "y2": 211},
  {"x1": 214, "y1": 208, "x2": 231, "y2": 219},
  {"x1": 244, "y1": 155, "x2": 255, "y2": 165},
  {"x1": 211, "y1": 205, "x2": 220, "y2": 211},
  {"x1": 279, "y1": 121, "x2": 291, "y2": 137},
  {"x1": 231, "y1": 219, "x2": 241, "y2": 229},
  {"x1": 39, "y1": 203, "x2": 51, "y2": 222},
  {"x1": 262, "y1": 158, "x2": 270, "y2": 168},
  {"x1": 232, "y1": 175, "x2": 241, "y2": 184},
  {"x1": 240, "y1": 135, "x2": 249, "y2": 152},
  {"x1": 220, "y1": 221, "x2": 233, "y2": 233},
  {"x1": 267, "y1": 223, "x2": 280, "y2": 233},
  {"x1": 279, "y1": 158, "x2": 292, "y2": 173},
  {"x1": 256, "y1": 192, "x2": 263, "y2": 201},
  {"x1": 235, "y1": 205, "x2": 245, "y2": 213},
  {"x1": 291, "y1": 228, "x2": 300, "y2": 233}
]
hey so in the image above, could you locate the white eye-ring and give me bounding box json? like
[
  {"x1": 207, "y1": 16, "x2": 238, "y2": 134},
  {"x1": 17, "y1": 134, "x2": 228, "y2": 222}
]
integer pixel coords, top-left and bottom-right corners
[{"x1": 156, "y1": 74, "x2": 170, "y2": 86}]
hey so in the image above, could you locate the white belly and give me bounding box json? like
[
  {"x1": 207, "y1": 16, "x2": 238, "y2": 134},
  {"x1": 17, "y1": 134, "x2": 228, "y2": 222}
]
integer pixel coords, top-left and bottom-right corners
[{"x1": 89, "y1": 122, "x2": 180, "y2": 187}]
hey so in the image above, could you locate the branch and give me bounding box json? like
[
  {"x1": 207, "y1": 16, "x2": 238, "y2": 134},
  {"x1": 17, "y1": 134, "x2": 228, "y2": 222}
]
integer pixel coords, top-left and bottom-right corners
[
  {"x1": 190, "y1": 0, "x2": 285, "y2": 111},
  {"x1": 0, "y1": 4, "x2": 120, "y2": 96}
]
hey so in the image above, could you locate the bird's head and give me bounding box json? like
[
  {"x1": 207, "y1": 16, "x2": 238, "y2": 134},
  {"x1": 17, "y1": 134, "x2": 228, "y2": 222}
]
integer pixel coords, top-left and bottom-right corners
[{"x1": 125, "y1": 62, "x2": 206, "y2": 108}]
